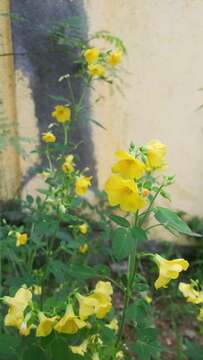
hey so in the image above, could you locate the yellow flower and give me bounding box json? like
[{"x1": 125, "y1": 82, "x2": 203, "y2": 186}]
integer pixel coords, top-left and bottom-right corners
[
  {"x1": 33, "y1": 285, "x2": 42, "y2": 296},
  {"x1": 52, "y1": 105, "x2": 71, "y2": 123},
  {"x1": 84, "y1": 48, "x2": 100, "y2": 64},
  {"x1": 62, "y1": 154, "x2": 75, "y2": 173},
  {"x1": 70, "y1": 339, "x2": 88, "y2": 356},
  {"x1": 77, "y1": 281, "x2": 113, "y2": 320},
  {"x1": 88, "y1": 64, "x2": 105, "y2": 77},
  {"x1": 79, "y1": 243, "x2": 89, "y2": 254},
  {"x1": 19, "y1": 321, "x2": 34, "y2": 336},
  {"x1": 75, "y1": 176, "x2": 92, "y2": 196},
  {"x1": 36, "y1": 312, "x2": 58, "y2": 337},
  {"x1": 79, "y1": 223, "x2": 88, "y2": 234},
  {"x1": 112, "y1": 149, "x2": 145, "y2": 179},
  {"x1": 16, "y1": 232, "x2": 28, "y2": 247},
  {"x1": 146, "y1": 140, "x2": 167, "y2": 171},
  {"x1": 107, "y1": 49, "x2": 122, "y2": 66},
  {"x1": 4, "y1": 288, "x2": 32, "y2": 329},
  {"x1": 104, "y1": 175, "x2": 146, "y2": 212},
  {"x1": 144, "y1": 295, "x2": 152, "y2": 304},
  {"x1": 106, "y1": 318, "x2": 119, "y2": 333},
  {"x1": 54, "y1": 304, "x2": 86, "y2": 334},
  {"x1": 116, "y1": 351, "x2": 124, "y2": 359},
  {"x1": 154, "y1": 254, "x2": 189, "y2": 289},
  {"x1": 178, "y1": 282, "x2": 203, "y2": 304},
  {"x1": 42, "y1": 171, "x2": 50, "y2": 179},
  {"x1": 198, "y1": 308, "x2": 203, "y2": 322},
  {"x1": 42, "y1": 132, "x2": 56, "y2": 143}
]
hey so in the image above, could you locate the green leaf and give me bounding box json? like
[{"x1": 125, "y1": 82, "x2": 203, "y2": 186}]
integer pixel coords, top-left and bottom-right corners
[
  {"x1": 0, "y1": 334, "x2": 21, "y2": 359},
  {"x1": 131, "y1": 340, "x2": 160, "y2": 360},
  {"x1": 153, "y1": 207, "x2": 201, "y2": 237},
  {"x1": 126, "y1": 300, "x2": 148, "y2": 324},
  {"x1": 110, "y1": 215, "x2": 130, "y2": 227},
  {"x1": 22, "y1": 346, "x2": 47, "y2": 360},
  {"x1": 131, "y1": 226, "x2": 148, "y2": 242},
  {"x1": 49, "y1": 260, "x2": 65, "y2": 283},
  {"x1": 112, "y1": 228, "x2": 136, "y2": 260},
  {"x1": 185, "y1": 340, "x2": 203, "y2": 360},
  {"x1": 67, "y1": 264, "x2": 98, "y2": 280}
]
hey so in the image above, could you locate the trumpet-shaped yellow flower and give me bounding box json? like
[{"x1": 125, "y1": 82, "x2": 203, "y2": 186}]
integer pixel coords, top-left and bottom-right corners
[
  {"x1": 154, "y1": 254, "x2": 189, "y2": 289},
  {"x1": 79, "y1": 243, "x2": 89, "y2": 254},
  {"x1": 62, "y1": 154, "x2": 75, "y2": 173},
  {"x1": 79, "y1": 223, "x2": 88, "y2": 234},
  {"x1": 178, "y1": 282, "x2": 203, "y2": 304},
  {"x1": 88, "y1": 64, "x2": 105, "y2": 77},
  {"x1": 42, "y1": 132, "x2": 56, "y2": 143},
  {"x1": 106, "y1": 318, "x2": 119, "y2": 333},
  {"x1": 52, "y1": 105, "x2": 71, "y2": 123},
  {"x1": 4, "y1": 307, "x2": 24, "y2": 328},
  {"x1": 95, "y1": 281, "x2": 113, "y2": 297},
  {"x1": 107, "y1": 49, "x2": 122, "y2": 66},
  {"x1": 4, "y1": 288, "x2": 32, "y2": 329},
  {"x1": 36, "y1": 312, "x2": 58, "y2": 337},
  {"x1": 19, "y1": 321, "x2": 34, "y2": 336},
  {"x1": 77, "y1": 281, "x2": 113, "y2": 320},
  {"x1": 70, "y1": 339, "x2": 89, "y2": 356},
  {"x1": 16, "y1": 233, "x2": 28, "y2": 247},
  {"x1": 4, "y1": 288, "x2": 32, "y2": 312},
  {"x1": 75, "y1": 176, "x2": 92, "y2": 196},
  {"x1": 54, "y1": 304, "x2": 86, "y2": 334},
  {"x1": 84, "y1": 48, "x2": 100, "y2": 64},
  {"x1": 146, "y1": 140, "x2": 167, "y2": 171},
  {"x1": 112, "y1": 149, "x2": 145, "y2": 179},
  {"x1": 104, "y1": 175, "x2": 146, "y2": 212}
]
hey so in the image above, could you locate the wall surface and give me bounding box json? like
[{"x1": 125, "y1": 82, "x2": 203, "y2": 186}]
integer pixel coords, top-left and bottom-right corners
[
  {"x1": 0, "y1": 0, "x2": 203, "y2": 221},
  {"x1": 0, "y1": 0, "x2": 20, "y2": 203},
  {"x1": 84, "y1": 0, "x2": 203, "y2": 217}
]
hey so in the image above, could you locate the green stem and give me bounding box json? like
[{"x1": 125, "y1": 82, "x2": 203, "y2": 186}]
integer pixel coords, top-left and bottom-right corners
[
  {"x1": 46, "y1": 148, "x2": 53, "y2": 171},
  {"x1": 115, "y1": 211, "x2": 139, "y2": 350},
  {"x1": 63, "y1": 124, "x2": 68, "y2": 146},
  {"x1": 139, "y1": 184, "x2": 164, "y2": 226}
]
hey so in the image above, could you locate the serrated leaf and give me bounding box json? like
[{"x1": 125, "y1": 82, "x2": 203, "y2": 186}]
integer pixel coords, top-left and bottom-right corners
[
  {"x1": 110, "y1": 215, "x2": 130, "y2": 227},
  {"x1": 112, "y1": 228, "x2": 136, "y2": 260},
  {"x1": 153, "y1": 207, "x2": 201, "y2": 237}
]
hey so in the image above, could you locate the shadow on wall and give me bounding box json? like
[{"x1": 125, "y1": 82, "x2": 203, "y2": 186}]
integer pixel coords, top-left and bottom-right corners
[{"x1": 11, "y1": 0, "x2": 97, "y2": 187}]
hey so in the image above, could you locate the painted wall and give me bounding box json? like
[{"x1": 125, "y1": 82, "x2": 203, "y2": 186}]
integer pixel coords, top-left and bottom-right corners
[
  {"x1": 84, "y1": 0, "x2": 203, "y2": 217},
  {"x1": 0, "y1": 0, "x2": 20, "y2": 203},
  {"x1": 1, "y1": 0, "x2": 203, "y2": 220}
]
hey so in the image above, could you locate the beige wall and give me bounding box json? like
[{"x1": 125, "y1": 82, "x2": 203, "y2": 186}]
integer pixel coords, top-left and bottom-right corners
[
  {"x1": 1, "y1": 0, "x2": 203, "y2": 218},
  {"x1": 0, "y1": 0, "x2": 21, "y2": 202},
  {"x1": 85, "y1": 0, "x2": 203, "y2": 216}
]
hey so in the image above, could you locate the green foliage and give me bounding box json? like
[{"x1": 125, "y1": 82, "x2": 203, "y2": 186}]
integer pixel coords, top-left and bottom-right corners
[{"x1": 154, "y1": 207, "x2": 201, "y2": 237}]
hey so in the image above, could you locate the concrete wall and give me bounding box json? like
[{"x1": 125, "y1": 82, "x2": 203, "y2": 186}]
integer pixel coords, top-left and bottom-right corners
[
  {"x1": 0, "y1": 0, "x2": 203, "y2": 219},
  {"x1": 84, "y1": 0, "x2": 203, "y2": 216},
  {"x1": 0, "y1": 0, "x2": 20, "y2": 203}
]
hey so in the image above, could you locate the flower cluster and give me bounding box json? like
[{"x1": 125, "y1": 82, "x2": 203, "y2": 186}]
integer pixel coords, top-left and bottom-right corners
[
  {"x1": 3, "y1": 282, "x2": 115, "y2": 358},
  {"x1": 104, "y1": 140, "x2": 167, "y2": 212},
  {"x1": 179, "y1": 281, "x2": 203, "y2": 321},
  {"x1": 83, "y1": 47, "x2": 123, "y2": 79}
]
